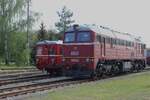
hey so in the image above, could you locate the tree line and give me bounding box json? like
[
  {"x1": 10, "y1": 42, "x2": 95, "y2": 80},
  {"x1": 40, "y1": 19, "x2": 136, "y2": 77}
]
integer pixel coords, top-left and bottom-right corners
[{"x1": 0, "y1": 0, "x2": 75, "y2": 66}]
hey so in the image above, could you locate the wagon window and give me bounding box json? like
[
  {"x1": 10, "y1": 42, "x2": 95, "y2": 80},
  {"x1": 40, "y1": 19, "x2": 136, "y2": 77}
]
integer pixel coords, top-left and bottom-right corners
[
  {"x1": 131, "y1": 42, "x2": 134, "y2": 47},
  {"x1": 129, "y1": 42, "x2": 132, "y2": 47},
  {"x1": 126, "y1": 41, "x2": 129, "y2": 46},
  {"x1": 110, "y1": 38, "x2": 113, "y2": 47},
  {"x1": 96, "y1": 35, "x2": 101, "y2": 42},
  {"x1": 64, "y1": 33, "x2": 75, "y2": 42},
  {"x1": 49, "y1": 47, "x2": 56, "y2": 55},
  {"x1": 113, "y1": 39, "x2": 117, "y2": 45},
  {"x1": 123, "y1": 40, "x2": 125, "y2": 46},
  {"x1": 142, "y1": 44, "x2": 146, "y2": 49},
  {"x1": 101, "y1": 37, "x2": 104, "y2": 43},
  {"x1": 106, "y1": 37, "x2": 111, "y2": 44},
  {"x1": 77, "y1": 32, "x2": 91, "y2": 42},
  {"x1": 37, "y1": 47, "x2": 42, "y2": 55},
  {"x1": 60, "y1": 47, "x2": 64, "y2": 55}
]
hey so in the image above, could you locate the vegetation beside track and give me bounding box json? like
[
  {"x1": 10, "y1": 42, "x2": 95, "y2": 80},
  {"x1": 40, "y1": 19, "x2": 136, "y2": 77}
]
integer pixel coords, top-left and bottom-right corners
[{"x1": 27, "y1": 71, "x2": 150, "y2": 100}]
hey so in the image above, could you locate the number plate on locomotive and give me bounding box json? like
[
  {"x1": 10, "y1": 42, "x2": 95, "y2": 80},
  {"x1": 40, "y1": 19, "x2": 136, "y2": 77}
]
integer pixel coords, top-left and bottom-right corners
[{"x1": 70, "y1": 51, "x2": 79, "y2": 56}]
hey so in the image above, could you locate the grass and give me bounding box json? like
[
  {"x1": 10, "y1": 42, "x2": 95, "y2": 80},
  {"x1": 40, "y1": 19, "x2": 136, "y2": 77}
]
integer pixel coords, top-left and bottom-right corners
[{"x1": 27, "y1": 72, "x2": 150, "y2": 100}]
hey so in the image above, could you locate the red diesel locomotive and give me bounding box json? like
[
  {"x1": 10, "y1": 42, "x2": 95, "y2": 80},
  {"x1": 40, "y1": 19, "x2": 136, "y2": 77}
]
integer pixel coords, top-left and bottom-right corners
[
  {"x1": 36, "y1": 40, "x2": 63, "y2": 75},
  {"x1": 63, "y1": 24, "x2": 146, "y2": 77}
]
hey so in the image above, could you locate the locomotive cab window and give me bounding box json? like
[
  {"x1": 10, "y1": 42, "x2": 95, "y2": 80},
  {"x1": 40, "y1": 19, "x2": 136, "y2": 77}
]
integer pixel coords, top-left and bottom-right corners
[
  {"x1": 49, "y1": 47, "x2": 56, "y2": 55},
  {"x1": 77, "y1": 32, "x2": 91, "y2": 42},
  {"x1": 60, "y1": 47, "x2": 64, "y2": 55},
  {"x1": 37, "y1": 47, "x2": 42, "y2": 55},
  {"x1": 64, "y1": 33, "x2": 75, "y2": 42}
]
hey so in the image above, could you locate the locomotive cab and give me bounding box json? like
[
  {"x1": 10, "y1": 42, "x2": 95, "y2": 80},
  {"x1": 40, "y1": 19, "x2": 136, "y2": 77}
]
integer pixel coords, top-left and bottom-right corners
[{"x1": 63, "y1": 25, "x2": 95, "y2": 77}]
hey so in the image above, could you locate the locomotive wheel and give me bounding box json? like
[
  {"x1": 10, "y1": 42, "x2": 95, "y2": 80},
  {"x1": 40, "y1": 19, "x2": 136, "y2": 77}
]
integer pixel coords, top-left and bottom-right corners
[
  {"x1": 111, "y1": 65, "x2": 120, "y2": 75},
  {"x1": 110, "y1": 66, "x2": 115, "y2": 75},
  {"x1": 134, "y1": 64, "x2": 140, "y2": 72},
  {"x1": 94, "y1": 64, "x2": 104, "y2": 79},
  {"x1": 130, "y1": 66, "x2": 134, "y2": 73},
  {"x1": 90, "y1": 72, "x2": 98, "y2": 80},
  {"x1": 56, "y1": 69, "x2": 63, "y2": 76},
  {"x1": 96, "y1": 67, "x2": 103, "y2": 77}
]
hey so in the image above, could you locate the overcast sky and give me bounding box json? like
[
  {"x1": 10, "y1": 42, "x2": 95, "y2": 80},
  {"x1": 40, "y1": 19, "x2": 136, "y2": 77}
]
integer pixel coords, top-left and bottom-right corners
[{"x1": 32, "y1": 0, "x2": 150, "y2": 47}]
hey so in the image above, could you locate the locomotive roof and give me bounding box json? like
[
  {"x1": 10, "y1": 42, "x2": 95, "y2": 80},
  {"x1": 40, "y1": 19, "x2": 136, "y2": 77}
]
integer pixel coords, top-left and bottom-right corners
[
  {"x1": 36, "y1": 40, "x2": 63, "y2": 45},
  {"x1": 66, "y1": 24, "x2": 143, "y2": 43}
]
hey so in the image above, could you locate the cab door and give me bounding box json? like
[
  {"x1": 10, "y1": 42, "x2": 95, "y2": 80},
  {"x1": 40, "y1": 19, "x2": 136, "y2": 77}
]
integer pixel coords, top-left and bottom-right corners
[{"x1": 101, "y1": 37, "x2": 106, "y2": 58}]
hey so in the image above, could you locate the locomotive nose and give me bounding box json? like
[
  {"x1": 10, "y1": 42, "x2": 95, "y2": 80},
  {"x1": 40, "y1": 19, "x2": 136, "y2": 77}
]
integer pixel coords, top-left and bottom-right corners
[{"x1": 36, "y1": 56, "x2": 49, "y2": 70}]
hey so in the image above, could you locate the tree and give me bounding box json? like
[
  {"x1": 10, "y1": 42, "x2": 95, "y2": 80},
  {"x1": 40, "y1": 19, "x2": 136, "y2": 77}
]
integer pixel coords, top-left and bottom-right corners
[
  {"x1": 9, "y1": 32, "x2": 28, "y2": 66},
  {"x1": 0, "y1": 0, "x2": 39, "y2": 65},
  {"x1": 0, "y1": 0, "x2": 27, "y2": 65},
  {"x1": 37, "y1": 22, "x2": 48, "y2": 41},
  {"x1": 47, "y1": 29, "x2": 61, "y2": 41},
  {"x1": 55, "y1": 6, "x2": 75, "y2": 33}
]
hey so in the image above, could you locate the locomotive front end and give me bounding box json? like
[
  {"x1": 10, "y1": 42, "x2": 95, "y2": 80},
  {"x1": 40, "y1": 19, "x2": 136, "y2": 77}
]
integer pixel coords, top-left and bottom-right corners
[
  {"x1": 36, "y1": 41, "x2": 63, "y2": 75},
  {"x1": 63, "y1": 25, "x2": 95, "y2": 77},
  {"x1": 36, "y1": 44, "x2": 49, "y2": 70}
]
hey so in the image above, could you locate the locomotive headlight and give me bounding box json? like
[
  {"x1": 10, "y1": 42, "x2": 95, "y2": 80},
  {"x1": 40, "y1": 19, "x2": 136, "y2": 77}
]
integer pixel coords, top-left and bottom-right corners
[
  {"x1": 36, "y1": 58, "x2": 39, "y2": 62},
  {"x1": 51, "y1": 58, "x2": 55, "y2": 64},
  {"x1": 86, "y1": 58, "x2": 94, "y2": 62},
  {"x1": 62, "y1": 58, "x2": 66, "y2": 62},
  {"x1": 90, "y1": 58, "x2": 94, "y2": 62},
  {"x1": 86, "y1": 58, "x2": 90, "y2": 62}
]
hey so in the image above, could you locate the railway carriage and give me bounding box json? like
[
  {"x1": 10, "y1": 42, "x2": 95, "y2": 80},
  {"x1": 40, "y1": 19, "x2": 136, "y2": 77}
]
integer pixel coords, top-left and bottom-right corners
[
  {"x1": 146, "y1": 48, "x2": 150, "y2": 65},
  {"x1": 36, "y1": 40, "x2": 63, "y2": 75},
  {"x1": 63, "y1": 24, "x2": 146, "y2": 77}
]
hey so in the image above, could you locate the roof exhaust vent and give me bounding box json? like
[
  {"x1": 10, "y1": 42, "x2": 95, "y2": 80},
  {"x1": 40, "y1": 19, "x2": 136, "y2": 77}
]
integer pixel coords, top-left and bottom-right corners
[{"x1": 73, "y1": 24, "x2": 79, "y2": 31}]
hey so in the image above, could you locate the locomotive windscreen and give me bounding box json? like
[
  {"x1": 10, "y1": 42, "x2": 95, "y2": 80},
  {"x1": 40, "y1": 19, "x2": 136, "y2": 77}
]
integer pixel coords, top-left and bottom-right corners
[
  {"x1": 64, "y1": 31, "x2": 91, "y2": 43},
  {"x1": 77, "y1": 32, "x2": 91, "y2": 42},
  {"x1": 64, "y1": 33, "x2": 75, "y2": 42}
]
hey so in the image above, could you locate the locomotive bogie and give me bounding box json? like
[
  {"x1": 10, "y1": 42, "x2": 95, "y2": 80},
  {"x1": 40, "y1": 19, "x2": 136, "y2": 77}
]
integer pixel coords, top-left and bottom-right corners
[{"x1": 94, "y1": 59, "x2": 146, "y2": 78}]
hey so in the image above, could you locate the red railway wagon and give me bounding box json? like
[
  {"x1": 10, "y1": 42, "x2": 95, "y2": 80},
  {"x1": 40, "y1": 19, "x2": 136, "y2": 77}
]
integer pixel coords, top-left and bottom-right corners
[
  {"x1": 36, "y1": 40, "x2": 63, "y2": 75},
  {"x1": 63, "y1": 24, "x2": 146, "y2": 77},
  {"x1": 146, "y1": 48, "x2": 150, "y2": 65}
]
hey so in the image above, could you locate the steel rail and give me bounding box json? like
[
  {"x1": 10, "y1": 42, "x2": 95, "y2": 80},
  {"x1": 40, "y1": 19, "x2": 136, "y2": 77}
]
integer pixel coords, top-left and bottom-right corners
[
  {"x1": 0, "y1": 68, "x2": 37, "y2": 74},
  {"x1": 0, "y1": 74, "x2": 49, "y2": 86},
  {"x1": 0, "y1": 79, "x2": 89, "y2": 99},
  {"x1": 0, "y1": 77, "x2": 72, "y2": 93},
  {"x1": 0, "y1": 71, "x2": 42, "y2": 79}
]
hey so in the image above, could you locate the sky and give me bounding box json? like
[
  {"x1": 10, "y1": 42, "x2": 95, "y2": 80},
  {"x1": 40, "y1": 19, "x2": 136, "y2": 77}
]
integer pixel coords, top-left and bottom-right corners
[{"x1": 32, "y1": 0, "x2": 150, "y2": 47}]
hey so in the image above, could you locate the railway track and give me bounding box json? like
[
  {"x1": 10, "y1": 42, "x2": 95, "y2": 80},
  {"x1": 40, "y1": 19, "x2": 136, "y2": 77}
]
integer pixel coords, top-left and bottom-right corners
[
  {"x1": 0, "y1": 67, "x2": 149, "y2": 99},
  {"x1": 0, "y1": 79, "x2": 88, "y2": 99},
  {"x1": 0, "y1": 77, "x2": 75, "y2": 99},
  {"x1": 0, "y1": 68, "x2": 37, "y2": 74},
  {"x1": 0, "y1": 70, "x2": 43, "y2": 79},
  {"x1": 0, "y1": 74, "x2": 50, "y2": 86}
]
